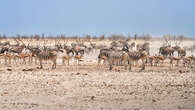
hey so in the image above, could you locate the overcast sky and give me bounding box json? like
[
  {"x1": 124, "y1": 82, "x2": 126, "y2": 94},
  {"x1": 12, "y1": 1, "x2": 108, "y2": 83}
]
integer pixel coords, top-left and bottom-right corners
[{"x1": 0, "y1": 0, "x2": 195, "y2": 37}]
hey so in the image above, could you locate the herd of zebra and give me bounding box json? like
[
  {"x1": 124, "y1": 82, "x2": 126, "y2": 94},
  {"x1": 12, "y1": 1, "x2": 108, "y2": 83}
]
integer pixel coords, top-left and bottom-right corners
[
  {"x1": 0, "y1": 38, "x2": 194, "y2": 71},
  {"x1": 98, "y1": 40, "x2": 195, "y2": 71}
]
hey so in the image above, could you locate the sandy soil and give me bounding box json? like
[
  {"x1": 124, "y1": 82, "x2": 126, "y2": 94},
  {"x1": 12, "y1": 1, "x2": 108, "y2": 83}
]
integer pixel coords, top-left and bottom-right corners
[{"x1": 0, "y1": 40, "x2": 194, "y2": 110}]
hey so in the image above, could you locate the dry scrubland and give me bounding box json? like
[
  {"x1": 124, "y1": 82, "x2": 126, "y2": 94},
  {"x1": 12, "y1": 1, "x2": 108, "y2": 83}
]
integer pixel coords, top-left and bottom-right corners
[{"x1": 0, "y1": 39, "x2": 195, "y2": 110}]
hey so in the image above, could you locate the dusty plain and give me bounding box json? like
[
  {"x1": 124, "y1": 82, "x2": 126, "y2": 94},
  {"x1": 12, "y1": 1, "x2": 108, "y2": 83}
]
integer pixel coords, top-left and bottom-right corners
[{"x1": 0, "y1": 39, "x2": 195, "y2": 110}]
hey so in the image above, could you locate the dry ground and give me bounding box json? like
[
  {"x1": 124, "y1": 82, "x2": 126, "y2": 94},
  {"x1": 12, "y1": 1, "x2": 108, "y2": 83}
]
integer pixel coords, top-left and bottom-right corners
[{"x1": 0, "y1": 39, "x2": 194, "y2": 110}]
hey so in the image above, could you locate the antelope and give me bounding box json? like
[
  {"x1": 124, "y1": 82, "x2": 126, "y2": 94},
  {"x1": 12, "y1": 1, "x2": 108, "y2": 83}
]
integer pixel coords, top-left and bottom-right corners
[
  {"x1": 173, "y1": 46, "x2": 186, "y2": 57},
  {"x1": 0, "y1": 53, "x2": 5, "y2": 64},
  {"x1": 0, "y1": 42, "x2": 20, "y2": 64},
  {"x1": 0, "y1": 46, "x2": 9, "y2": 64},
  {"x1": 148, "y1": 55, "x2": 166, "y2": 66},
  {"x1": 4, "y1": 53, "x2": 15, "y2": 64},
  {"x1": 168, "y1": 56, "x2": 182, "y2": 67},
  {"x1": 70, "y1": 42, "x2": 86, "y2": 56},
  {"x1": 74, "y1": 54, "x2": 83, "y2": 65},
  {"x1": 182, "y1": 55, "x2": 195, "y2": 67},
  {"x1": 60, "y1": 49, "x2": 74, "y2": 66},
  {"x1": 159, "y1": 45, "x2": 175, "y2": 57},
  {"x1": 64, "y1": 45, "x2": 74, "y2": 56},
  {"x1": 55, "y1": 39, "x2": 74, "y2": 66},
  {"x1": 182, "y1": 57, "x2": 192, "y2": 68},
  {"x1": 62, "y1": 55, "x2": 73, "y2": 65},
  {"x1": 0, "y1": 46, "x2": 9, "y2": 54},
  {"x1": 148, "y1": 56, "x2": 156, "y2": 66},
  {"x1": 8, "y1": 43, "x2": 25, "y2": 54},
  {"x1": 70, "y1": 39, "x2": 87, "y2": 56},
  {"x1": 0, "y1": 41, "x2": 10, "y2": 46},
  {"x1": 172, "y1": 36, "x2": 186, "y2": 56},
  {"x1": 16, "y1": 52, "x2": 32, "y2": 64},
  {"x1": 5, "y1": 42, "x2": 27, "y2": 64},
  {"x1": 154, "y1": 56, "x2": 166, "y2": 66},
  {"x1": 177, "y1": 48, "x2": 186, "y2": 57},
  {"x1": 187, "y1": 55, "x2": 195, "y2": 61}
]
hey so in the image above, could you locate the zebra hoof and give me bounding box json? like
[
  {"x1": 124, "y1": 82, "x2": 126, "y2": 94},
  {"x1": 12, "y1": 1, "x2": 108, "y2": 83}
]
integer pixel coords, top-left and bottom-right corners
[
  {"x1": 140, "y1": 68, "x2": 145, "y2": 71},
  {"x1": 37, "y1": 67, "x2": 42, "y2": 69}
]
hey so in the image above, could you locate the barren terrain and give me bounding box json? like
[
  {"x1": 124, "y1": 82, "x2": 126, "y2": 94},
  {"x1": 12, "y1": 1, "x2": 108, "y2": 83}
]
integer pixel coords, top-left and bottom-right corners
[{"x1": 0, "y1": 39, "x2": 195, "y2": 110}]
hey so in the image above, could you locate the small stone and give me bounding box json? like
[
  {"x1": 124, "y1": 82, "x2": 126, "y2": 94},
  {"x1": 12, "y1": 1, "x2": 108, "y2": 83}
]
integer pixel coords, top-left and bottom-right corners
[
  {"x1": 76, "y1": 73, "x2": 80, "y2": 75},
  {"x1": 91, "y1": 96, "x2": 95, "y2": 100},
  {"x1": 7, "y1": 69, "x2": 12, "y2": 71},
  {"x1": 152, "y1": 99, "x2": 156, "y2": 102}
]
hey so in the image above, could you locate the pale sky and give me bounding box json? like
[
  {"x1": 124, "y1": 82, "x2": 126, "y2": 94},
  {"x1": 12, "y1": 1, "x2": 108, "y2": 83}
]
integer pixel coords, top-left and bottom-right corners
[{"x1": 0, "y1": 0, "x2": 195, "y2": 37}]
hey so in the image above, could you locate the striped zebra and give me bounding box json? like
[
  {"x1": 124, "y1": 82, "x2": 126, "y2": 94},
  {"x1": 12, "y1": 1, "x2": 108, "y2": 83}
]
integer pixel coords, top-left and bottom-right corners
[
  {"x1": 127, "y1": 50, "x2": 148, "y2": 71},
  {"x1": 107, "y1": 50, "x2": 129, "y2": 71},
  {"x1": 27, "y1": 46, "x2": 58, "y2": 69}
]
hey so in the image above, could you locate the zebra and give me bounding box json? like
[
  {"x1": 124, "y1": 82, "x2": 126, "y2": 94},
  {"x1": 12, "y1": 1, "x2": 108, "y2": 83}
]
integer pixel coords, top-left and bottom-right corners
[
  {"x1": 127, "y1": 50, "x2": 148, "y2": 71},
  {"x1": 107, "y1": 50, "x2": 129, "y2": 71},
  {"x1": 26, "y1": 45, "x2": 58, "y2": 69},
  {"x1": 136, "y1": 42, "x2": 150, "y2": 55}
]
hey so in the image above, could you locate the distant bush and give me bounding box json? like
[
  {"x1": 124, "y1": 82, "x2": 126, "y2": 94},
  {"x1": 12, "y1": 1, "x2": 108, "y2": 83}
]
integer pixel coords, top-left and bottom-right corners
[{"x1": 1, "y1": 34, "x2": 194, "y2": 41}]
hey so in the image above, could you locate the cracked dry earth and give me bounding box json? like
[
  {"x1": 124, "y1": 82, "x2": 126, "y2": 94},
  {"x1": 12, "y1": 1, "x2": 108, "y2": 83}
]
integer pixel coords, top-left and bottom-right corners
[{"x1": 0, "y1": 65, "x2": 194, "y2": 110}]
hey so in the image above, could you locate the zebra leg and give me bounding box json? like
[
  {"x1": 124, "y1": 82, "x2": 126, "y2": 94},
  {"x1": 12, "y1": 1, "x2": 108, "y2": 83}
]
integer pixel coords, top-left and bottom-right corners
[
  {"x1": 39, "y1": 59, "x2": 43, "y2": 69},
  {"x1": 170, "y1": 59, "x2": 173, "y2": 68},
  {"x1": 160, "y1": 60, "x2": 163, "y2": 66},
  {"x1": 9, "y1": 57, "x2": 11, "y2": 64},
  {"x1": 74, "y1": 58, "x2": 77, "y2": 65},
  {"x1": 124, "y1": 60, "x2": 128, "y2": 70},
  {"x1": 52, "y1": 59, "x2": 57, "y2": 69},
  {"x1": 176, "y1": 60, "x2": 179, "y2": 66},
  {"x1": 128, "y1": 60, "x2": 132, "y2": 71},
  {"x1": 4, "y1": 56, "x2": 7, "y2": 65},
  {"x1": 78, "y1": 59, "x2": 80, "y2": 65},
  {"x1": 149, "y1": 58, "x2": 153, "y2": 66},
  {"x1": 98, "y1": 58, "x2": 101, "y2": 65},
  {"x1": 145, "y1": 57, "x2": 148, "y2": 63},
  {"x1": 35, "y1": 57, "x2": 37, "y2": 64},
  {"x1": 108, "y1": 59, "x2": 113, "y2": 71},
  {"x1": 29, "y1": 56, "x2": 32, "y2": 64},
  {"x1": 135, "y1": 60, "x2": 138, "y2": 67},
  {"x1": 141, "y1": 59, "x2": 145, "y2": 70},
  {"x1": 109, "y1": 64, "x2": 113, "y2": 71},
  {"x1": 62, "y1": 58, "x2": 65, "y2": 65},
  {"x1": 68, "y1": 59, "x2": 70, "y2": 66},
  {"x1": 23, "y1": 57, "x2": 26, "y2": 64},
  {"x1": 124, "y1": 64, "x2": 127, "y2": 70},
  {"x1": 54, "y1": 59, "x2": 57, "y2": 68}
]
